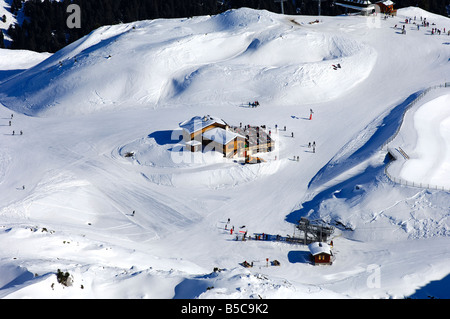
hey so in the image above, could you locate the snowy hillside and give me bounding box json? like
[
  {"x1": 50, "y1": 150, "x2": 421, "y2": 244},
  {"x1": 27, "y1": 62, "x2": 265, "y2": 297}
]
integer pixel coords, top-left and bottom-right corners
[
  {"x1": 0, "y1": 7, "x2": 450, "y2": 300},
  {"x1": 0, "y1": 9, "x2": 378, "y2": 116}
]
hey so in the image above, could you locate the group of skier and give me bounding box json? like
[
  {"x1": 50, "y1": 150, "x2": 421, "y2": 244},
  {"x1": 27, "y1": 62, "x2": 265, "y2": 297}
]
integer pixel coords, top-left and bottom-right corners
[
  {"x1": 248, "y1": 101, "x2": 260, "y2": 108},
  {"x1": 6, "y1": 114, "x2": 23, "y2": 136},
  {"x1": 397, "y1": 15, "x2": 449, "y2": 36}
]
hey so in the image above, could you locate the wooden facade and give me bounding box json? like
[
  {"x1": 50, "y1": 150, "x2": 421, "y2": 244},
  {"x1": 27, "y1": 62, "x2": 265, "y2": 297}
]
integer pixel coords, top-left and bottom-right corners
[
  {"x1": 313, "y1": 252, "x2": 331, "y2": 264},
  {"x1": 308, "y1": 242, "x2": 333, "y2": 265},
  {"x1": 179, "y1": 115, "x2": 274, "y2": 160},
  {"x1": 375, "y1": 0, "x2": 396, "y2": 14},
  {"x1": 202, "y1": 128, "x2": 246, "y2": 158}
]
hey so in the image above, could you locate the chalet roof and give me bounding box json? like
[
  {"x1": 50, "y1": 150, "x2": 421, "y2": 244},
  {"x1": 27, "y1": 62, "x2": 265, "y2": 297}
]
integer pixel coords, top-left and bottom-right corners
[
  {"x1": 179, "y1": 115, "x2": 227, "y2": 134},
  {"x1": 377, "y1": 0, "x2": 394, "y2": 5},
  {"x1": 308, "y1": 242, "x2": 331, "y2": 256},
  {"x1": 202, "y1": 127, "x2": 245, "y2": 145},
  {"x1": 335, "y1": 0, "x2": 375, "y2": 11}
]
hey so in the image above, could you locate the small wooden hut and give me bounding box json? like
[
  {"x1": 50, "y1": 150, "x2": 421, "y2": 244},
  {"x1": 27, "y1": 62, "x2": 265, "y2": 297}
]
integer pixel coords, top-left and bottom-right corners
[{"x1": 308, "y1": 242, "x2": 332, "y2": 265}]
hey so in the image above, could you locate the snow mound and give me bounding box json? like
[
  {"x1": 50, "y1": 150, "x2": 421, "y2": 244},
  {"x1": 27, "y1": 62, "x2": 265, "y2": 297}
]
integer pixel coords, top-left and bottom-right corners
[
  {"x1": 398, "y1": 93, "x2": 450, "y2": 189},
  {"x1": 117, "y1": 131, "x2": 283, "y2": 189},
  {"x1": 0, "y1": 263, "x2": 34, "y2": 292},
  {"x1": 0, "y1": 49, "x2": 51, "y2": 71},
  {"x1": 0, "y1": 8, "x2": 375, "y2": 116}
]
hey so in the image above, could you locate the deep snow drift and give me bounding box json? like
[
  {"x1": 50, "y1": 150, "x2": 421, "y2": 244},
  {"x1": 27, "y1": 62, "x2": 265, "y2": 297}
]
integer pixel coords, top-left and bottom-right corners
[{"x1": 0, "y1": 7, "x2": 450, "y2": 299}]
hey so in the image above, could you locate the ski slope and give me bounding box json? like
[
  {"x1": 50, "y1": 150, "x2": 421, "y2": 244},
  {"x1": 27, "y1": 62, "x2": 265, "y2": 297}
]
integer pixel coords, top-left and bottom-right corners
[{"x1": 0, "y1": 7, "x2": 450, "y2": 299}]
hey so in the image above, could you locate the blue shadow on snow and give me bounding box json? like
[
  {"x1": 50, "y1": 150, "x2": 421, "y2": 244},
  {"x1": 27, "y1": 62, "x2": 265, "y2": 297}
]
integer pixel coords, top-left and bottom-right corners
[
  {"x1": 285, "y1": 154, "x2": 390, "y2": 226},
  {"x1": 308, "y1": 90, "x2": 424, "y2": 191},
  {"x1": 408, "y1": 273, "x2": 450, "y2": 299},
  {"x1": 148, "y1": 130, "x2": 182, "y2": 146}
]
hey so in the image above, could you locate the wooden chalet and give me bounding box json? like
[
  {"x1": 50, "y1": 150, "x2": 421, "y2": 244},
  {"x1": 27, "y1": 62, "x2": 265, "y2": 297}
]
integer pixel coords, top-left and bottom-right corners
[
  {"x1": 202, "y1": 127, "x2": 246, "y2": 158},
  {"x1": 179, "y1": 115, "x2": 228, "y2": 142},
  {"x1": 179, "y1": 115, "x2": 245, "y2": 158},
  {"x1": 308, "y1": 242, "x2": 333, "y2": 265},
  {"x1": 375, "y1": 0, "x2": 396, "y2": 14},
  {"x1": 179, "y1": 115, "x2": 274, "y2": 160}
]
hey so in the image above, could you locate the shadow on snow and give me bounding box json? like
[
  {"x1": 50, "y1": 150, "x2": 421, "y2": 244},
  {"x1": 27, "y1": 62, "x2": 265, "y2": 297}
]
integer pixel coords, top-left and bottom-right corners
[
  {"x1": 308, "y1": 90, "x2": 424, "y2": 191},
  {"x1": 285, "y1": 156, "x2": 390, "y2": 226},
  {"x1": 286, "y1": 90, "x2": 426, "y2": 227}
]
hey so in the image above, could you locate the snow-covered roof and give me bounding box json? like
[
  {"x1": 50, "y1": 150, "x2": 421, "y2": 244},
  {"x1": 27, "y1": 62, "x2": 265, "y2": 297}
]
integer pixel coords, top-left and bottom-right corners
[
  {"x1": 185, "y1": 140, "x2": 202, "y2": 146},
  {"x1": 377, "y1": 0, "x2": 394, "y2": 5},
  {"x1": 179, "y1": 115, "x2": 227, "y2": 134},
  {"x1": 202, "y1": 127, "x2": 245, "y2": 145},
  {"x1": 308, "y1": 242, "x2": 331, "y2": 256}
]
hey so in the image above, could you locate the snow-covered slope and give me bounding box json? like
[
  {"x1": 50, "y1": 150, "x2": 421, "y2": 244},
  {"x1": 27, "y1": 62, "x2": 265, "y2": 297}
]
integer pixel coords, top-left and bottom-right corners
[
  {"x1": 0, "y1": 7, "x2": 449, "y2": 299},
  {"x1": 0, "y1": 9, "x2": 377, "y2": 116}
]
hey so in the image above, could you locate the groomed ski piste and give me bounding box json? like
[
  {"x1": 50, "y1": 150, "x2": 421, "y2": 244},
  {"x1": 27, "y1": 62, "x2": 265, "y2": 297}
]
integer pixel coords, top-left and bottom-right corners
[{"x1": 0, "y1": 6, "x2": 449, "y2": 299}]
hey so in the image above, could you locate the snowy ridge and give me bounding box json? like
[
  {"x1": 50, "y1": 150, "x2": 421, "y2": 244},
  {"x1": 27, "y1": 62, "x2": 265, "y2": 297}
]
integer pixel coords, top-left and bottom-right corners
[
  {"x1": 0, "y1": 7, "x2": 450, "y2": 299},
  {"x1": 0, "y1": 8, "x2": 376, "y2": 116}
]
